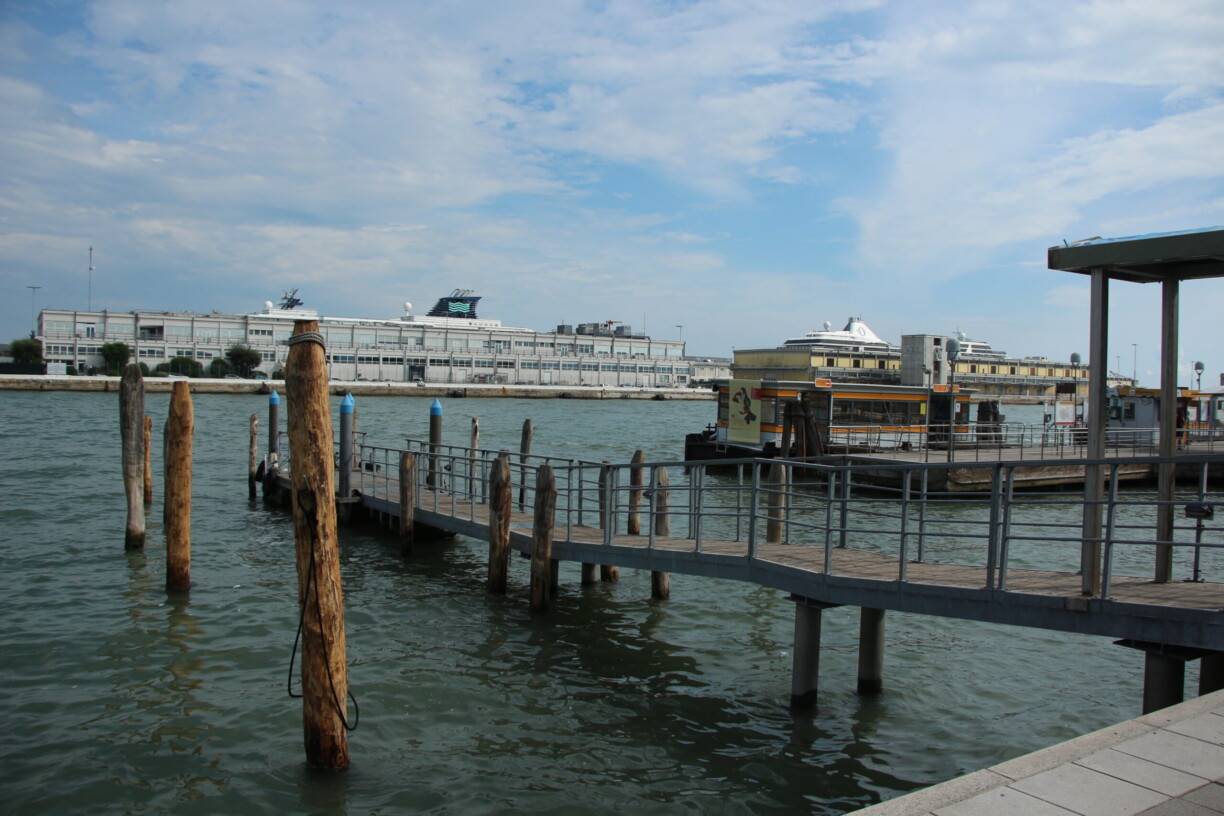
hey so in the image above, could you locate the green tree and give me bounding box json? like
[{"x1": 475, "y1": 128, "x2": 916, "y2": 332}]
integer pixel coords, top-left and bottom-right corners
[
  {"x1": 10, "y1": 338, "x2": 43, "y2": 364},
  {"x1": 208, "y1": 358, "x2": 230, "y2": 378},
  {"x1": 225, "y1": 344, "x2": 262, "y2": 378},
  {"x1": 99, "y1": 342, "x2": 131, "y2": 375},
  {"x1": 156, "y1": 357, "x2": 204, "y2": 377}
]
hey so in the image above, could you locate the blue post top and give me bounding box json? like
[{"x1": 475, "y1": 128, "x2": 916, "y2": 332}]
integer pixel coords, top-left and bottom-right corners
[
  {"x1": 341, "y1": 393, "x2": 355, "y2": 414},
  {"x1": 269, "y1": 390, "x2": 280, "y2": 405},
  {"x1": 430, "y1": 398, "x2": 443, "y2": 416}
]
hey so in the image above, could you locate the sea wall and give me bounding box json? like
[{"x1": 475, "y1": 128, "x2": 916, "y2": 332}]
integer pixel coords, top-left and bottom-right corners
[{"x1": 0, "y1": 374, "x2": 716, "y2": 400}]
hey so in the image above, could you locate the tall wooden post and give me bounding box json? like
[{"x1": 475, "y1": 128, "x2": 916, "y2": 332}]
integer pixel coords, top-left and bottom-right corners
[
  {"x1": 488, "y1": 455, "x2": 511, "y2": 593},
  {"x1": 428, "y1": 398, "x2": 443, "y2": 488},
  {"x1": 627, "y1": 449, "x2": 644, "y2": 536},
  {"x1": 529, "y1": 464, "x2": 557, "y2": 614},
  {"x1": 766, "y1": 461, "x2": 787, "y2": 544},
  {"x1": 399, "y1": 452, "x2": 415, "y2": 557},
  {"x1": 165, "y1": 381, "x2": 193, "y2": 592},
  {"x1": 518, "y1": 419, "x2": 533, "y2": 511},
  {"x1": 285, "y1": 320, "x2": 350, "y2": 770},
  {"x1": 120, "y1": 364, "x2": 145, "y2": 549},
  {"x1": 651, "y1": 466, "x2": 671, "y2": 600},
  {"x1": 144, "y1": 414, "x2": 154, "y2": 505},
  {"x1": 470, "y1": 417, "x2": 480, "y2": 452},
  {"x1": 248, "y1": 413, "x2": 259, "y2": 500},
  {"x1": 598, "y1": 462, "x2": 619, "y2": 582}
]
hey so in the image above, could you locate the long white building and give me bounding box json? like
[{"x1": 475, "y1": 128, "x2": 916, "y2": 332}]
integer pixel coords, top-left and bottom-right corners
[{"x1": 36, "y1": 290, "x2": 694, "y2": 387}]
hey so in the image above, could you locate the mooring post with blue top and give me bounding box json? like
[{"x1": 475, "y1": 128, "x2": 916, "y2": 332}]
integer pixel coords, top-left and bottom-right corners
[
  {"x1": 268, "y1": 389, "x2": 280, "y2": 462},
  {"x1": 429, "y1": 398, "x2": 443, "y2": 488},
  {"x1": 339, "y1": 393, "x2": 355, "y2": 500}
]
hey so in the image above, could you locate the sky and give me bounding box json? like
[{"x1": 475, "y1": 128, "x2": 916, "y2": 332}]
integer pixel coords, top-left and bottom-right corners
[{"x1": 1, "y1": 0, "x2": 1222, "y2": 386}]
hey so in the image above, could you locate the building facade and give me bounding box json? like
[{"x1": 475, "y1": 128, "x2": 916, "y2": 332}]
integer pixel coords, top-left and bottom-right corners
[{"x1": 36, "y1": 293, "x2": 694, "y2": 388}]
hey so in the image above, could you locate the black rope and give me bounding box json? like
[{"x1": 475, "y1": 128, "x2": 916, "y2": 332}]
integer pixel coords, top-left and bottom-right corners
[{"x1": 286, "y1": 477, "x2": 359, "y2": 731}]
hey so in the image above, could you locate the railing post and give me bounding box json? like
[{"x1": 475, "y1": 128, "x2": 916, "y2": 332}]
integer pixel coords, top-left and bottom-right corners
[
  {"x1": 898, "y1": 470, "x2": 911, "y2": 582},
  {"x1": 693, "y1": 463, "x2": 705, "y2": 551},
  {"x1": 747, "y1": 461, "x2": 761, "y2": 558},
  {"x1": 916, "y1": 468, "x2": 929, "y2": 562},
  {"x1": 1100, "y1": 463, "x2": 1121, "y2": 598},
  {"x1": 997, "y1": 466, "x2": 1016, "y2": 591},
  {"x1": 984, "y1": 464, "x2": 1002, "y2": 589},
  {"x1": 838, "y1": 459, "x2": 851, "y2": 549}
]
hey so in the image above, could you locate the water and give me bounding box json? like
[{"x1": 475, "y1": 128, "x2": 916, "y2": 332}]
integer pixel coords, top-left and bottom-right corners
[{"x1": 0, "y1": 391, "x2": 1167, "y2": 815}]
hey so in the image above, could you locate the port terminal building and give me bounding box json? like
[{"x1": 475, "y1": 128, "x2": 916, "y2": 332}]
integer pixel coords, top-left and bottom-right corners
[{"x1": 34, "y1": 291, "x2": 699, "y2": 388}]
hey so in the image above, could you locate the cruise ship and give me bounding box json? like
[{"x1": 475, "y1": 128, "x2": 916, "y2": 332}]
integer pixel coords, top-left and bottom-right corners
[{"x1": 781, "y1": 317, "x2": 898, "y2": 353}]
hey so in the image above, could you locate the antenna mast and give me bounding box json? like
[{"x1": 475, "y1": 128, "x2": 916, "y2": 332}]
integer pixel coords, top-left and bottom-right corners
[{"x1": 88, "y1": 246, "x2": 95, "y2": 312}]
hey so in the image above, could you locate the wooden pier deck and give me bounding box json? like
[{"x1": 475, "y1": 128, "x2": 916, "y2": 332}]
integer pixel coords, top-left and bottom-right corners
[{"x1": 346, "y1": 478, "x2": 1224, "y2": 653}]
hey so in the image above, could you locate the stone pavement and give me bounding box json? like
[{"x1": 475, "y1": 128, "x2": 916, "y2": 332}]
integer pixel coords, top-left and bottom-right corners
[{"x1": 848, "y1": 689, "x2": 1224, "y2": 816}]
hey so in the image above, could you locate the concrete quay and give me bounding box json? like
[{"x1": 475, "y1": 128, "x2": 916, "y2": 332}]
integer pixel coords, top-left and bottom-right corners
[
  {"x1": 0, "y1": 374, "x2": 714, "y2": 400},
  {"x1": 849, "y1": 689, "x2": 1224, "y2": 816}
]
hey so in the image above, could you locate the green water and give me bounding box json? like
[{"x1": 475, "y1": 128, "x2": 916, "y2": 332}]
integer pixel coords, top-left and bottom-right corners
[{"x1": 0, "y1": 391, "x2": 1158, "y2": 814}]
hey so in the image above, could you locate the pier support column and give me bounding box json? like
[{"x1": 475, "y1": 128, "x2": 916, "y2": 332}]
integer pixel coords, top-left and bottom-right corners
[
  {"x1": 1200, "y1": 652, "x2": 1224, "y2": 696},
  {"x1": 856, "y1": 607, "x2": 886, "y2": 694},
  {"x1": 1143, "y1": 652, "x2": 1186, "y2": 714},
  {"x1": 790, "y1": 596, "x2": 836, "y2": 710}
]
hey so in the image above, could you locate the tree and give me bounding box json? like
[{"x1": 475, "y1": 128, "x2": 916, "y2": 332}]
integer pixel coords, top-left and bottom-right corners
[
  {"x1": 208, "y1": 358, "x2": 230, "y2": 378},
  {"x1": 156, "y1": 357, "x2": 203, "y2": 377},
  {"x1": 10, "y1": 338, "x2": 42, "y2": 364},
  {"x1": 226, "y1": 344, "x2": 262, "y2": 378},
  {"x1": 100, "y1": 342, "x2": 132, "y2": 375}
]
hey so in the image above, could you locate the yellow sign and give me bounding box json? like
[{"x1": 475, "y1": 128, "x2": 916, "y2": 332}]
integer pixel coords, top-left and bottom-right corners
[{"x1": 727, "y1": 379, "x2": 763, "y2": 444}]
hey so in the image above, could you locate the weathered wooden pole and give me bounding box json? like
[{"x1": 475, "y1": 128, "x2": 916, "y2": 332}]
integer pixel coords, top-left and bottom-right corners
[
  {"x1": 598, "y1": 462, "x2": 619, "y2": 582},
  {"x1": 766, "y1": 461, "x2": 787, "y2": 544},
  {"x1": 119, "y1": 364, "x2": 146, "y2": 549},
  {"x1": 488, "y1": 455, "x2": 512, "y2": 593},
  {"x1": 143, "y1": 414, "x2": 154, "y2": 505},
  {"x1": 285, "y1": 320, "x2": 350, "y2": 770},
  {"x1": 428, "y1": 398, "x2": 443, "y2": 488},
  {"x1": 248, "y1": 413, "x2": 259, "y2": 500},
  {"x1": 164, "y1": 381, "x2": 193, "y2": 592},
  {"x1": 399, "y1": 452, "x2": 415, "y2": 557},
  {"x1": 529, "y1": 464, "x2": 557, "y2": 614},
  {"x1": 651, "y1": 466, "x2": 671, "y2": 600},
  {"x1": 470, "y1": 417, "x2": 480, "y2": 451},
  {"x1": 518, "y1": 419, "x2": 533, "y2": 511},
  {"x1": 627, "y1": 449, "x2": 644, "y2": 536}
]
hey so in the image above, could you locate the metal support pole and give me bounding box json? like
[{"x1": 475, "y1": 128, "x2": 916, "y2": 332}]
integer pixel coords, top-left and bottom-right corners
[
  {"x1": 1156, "y1": 279, "x2": 1179, "y2": 582},
  {"x1": 1080, "y1": 268, "x2": 1108, "y2": 596},
  {"x1": 857, "y1": 607, "x2": 885, "y2": 694}
]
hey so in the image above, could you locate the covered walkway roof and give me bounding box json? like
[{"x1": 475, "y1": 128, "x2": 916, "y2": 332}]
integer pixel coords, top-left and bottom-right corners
[{"x1": 1047, "y1": 226, "x2": 1224, "y2": 283}]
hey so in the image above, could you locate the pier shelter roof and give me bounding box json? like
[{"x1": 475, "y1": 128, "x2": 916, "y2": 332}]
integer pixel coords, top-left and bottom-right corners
[
  {"x1": 1047, "y1": 226, "x2": 1224, "y2": 283},
  {"x1": 1047, "y1": 225, "x2": 1224, "y2": 592}
]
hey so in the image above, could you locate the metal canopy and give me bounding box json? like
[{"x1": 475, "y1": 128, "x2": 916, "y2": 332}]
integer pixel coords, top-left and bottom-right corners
[{"x1": 1047, "y1": 226, "x2": 1224, "y2": 283}]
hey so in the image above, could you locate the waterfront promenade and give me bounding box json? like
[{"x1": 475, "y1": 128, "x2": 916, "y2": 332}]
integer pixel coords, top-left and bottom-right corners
[{"x1": 847, "y1": 688, "x2": 1224, "y2": 815}]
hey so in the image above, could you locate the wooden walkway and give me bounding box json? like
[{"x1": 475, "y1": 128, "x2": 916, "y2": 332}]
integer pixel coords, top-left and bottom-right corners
[{"x1": 351, "y1": 480, "x2": 1224, "y2": 653}]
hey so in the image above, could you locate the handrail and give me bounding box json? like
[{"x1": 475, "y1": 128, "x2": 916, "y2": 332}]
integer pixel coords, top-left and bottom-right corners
[{"x1": 289, "y1": 434, "x2": 1224, "y2": 600}]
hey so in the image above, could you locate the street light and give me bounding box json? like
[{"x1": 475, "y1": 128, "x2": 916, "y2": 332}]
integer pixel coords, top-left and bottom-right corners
[
  {"x1": 676, "y1": 324, "x2": 684, "y2": 342},
  {"x1": 1132, "y1": 343, "x2": 1137, "y2": 385},
  {"x1": 1195, "y1": 361, "x2": 1205, "y2": 391},
  {"x1": 88, "y1": 246, "x2": 95, "y2": 312},
  {"x1": 946, "y1": 337, "x2": 961, "y2": 462},
  {"x1": 27, "y1": 285, "x2": 41, "y2": 336}
]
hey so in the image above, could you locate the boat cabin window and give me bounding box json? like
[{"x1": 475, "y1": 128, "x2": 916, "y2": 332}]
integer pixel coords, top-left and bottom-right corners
[
  {"x1": 831, "y1": 399, "x2": 925, "y2": 425},
  {"x1": 1123, "y1": 401, "x2": 1136, "y2": 421}
]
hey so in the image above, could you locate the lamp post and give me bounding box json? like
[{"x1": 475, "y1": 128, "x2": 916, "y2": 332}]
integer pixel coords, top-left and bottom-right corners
[
  {"x1": 27, "y1": 285, "x2": 41, "y2": 336},
  {"x1": 88, "y1": 246, "x2": 95, "y2": 312},
  {"x1": 1195, "y1": 361, "x2": 1205, "y2": 391},
  {"x1": 1132, "y1": 343, "x2": 1137, "y2": 386},
  {"x1": 946, "y1": 338, "x2": 960, "y2": 462},
  {"x1": 676, "y1": 324, "x2": 684, "y2": 342}
]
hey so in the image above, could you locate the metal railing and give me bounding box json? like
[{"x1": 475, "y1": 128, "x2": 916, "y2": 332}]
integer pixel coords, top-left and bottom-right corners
[
  {"x1": 339, "y1": 438, "x2": 1222, "y2": 600},
  {"x1": 821, "y1": 423, "x2": 1224, "y2": 461}
]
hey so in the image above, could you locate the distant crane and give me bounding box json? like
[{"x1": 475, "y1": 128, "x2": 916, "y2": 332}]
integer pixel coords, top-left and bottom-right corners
[{"x1": 279, "y1": 289, "x2": 304, "y2": 310}]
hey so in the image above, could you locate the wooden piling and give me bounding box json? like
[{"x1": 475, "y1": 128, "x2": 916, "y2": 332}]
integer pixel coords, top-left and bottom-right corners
[
  {"x1": 766, "y1": 461, "x2": 787, "y2": 544},
  {"x1": 119, "y1": 364, "x2": 145, "y2": 549},
  {"x1": 598, "y1": 462, "x2": 619, "y2": 582},
  {"x1": 627, "y1": 449, "x2": 644, "y2": 536},
  {"x1": 488, "y1": 455, "x2": 511, "y2": 593},
  {"x1": 518, "y1": 419, "x2": 533, "y2": 511},
  {"x1": 143, "y1": 414, "x2": 154, "y2": 505},
  {"x1": 470, "y1": 417, "x2": 480, "y2": 452},
  {"x1": 651, "y1": 466, "x2": 671, "y2": 600},
  {"x1": 285, "y1": 319, "x2": 350, "y2": 770},
  {"x1": 529, "y1": 464, "x2": 557, "y2": 614},
  {"x1": 248, "y1": 413, "x2": 259, "y2": 500},
  {"x1": 164, "y1": 381, "x2": 193, "y2": 592},
  {"x1": 399, "y1": 452, "x2": 415, "y2": 557}
]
